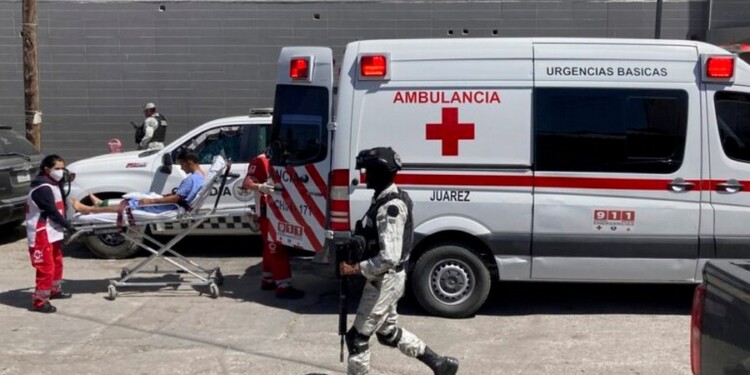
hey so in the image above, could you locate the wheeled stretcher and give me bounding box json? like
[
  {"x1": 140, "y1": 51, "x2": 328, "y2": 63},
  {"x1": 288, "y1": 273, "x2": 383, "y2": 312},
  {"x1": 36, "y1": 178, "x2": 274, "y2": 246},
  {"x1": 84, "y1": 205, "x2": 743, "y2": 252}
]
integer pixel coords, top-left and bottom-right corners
[{"x1": 69, "y1": 155, "x2": 234, "y2": 300}]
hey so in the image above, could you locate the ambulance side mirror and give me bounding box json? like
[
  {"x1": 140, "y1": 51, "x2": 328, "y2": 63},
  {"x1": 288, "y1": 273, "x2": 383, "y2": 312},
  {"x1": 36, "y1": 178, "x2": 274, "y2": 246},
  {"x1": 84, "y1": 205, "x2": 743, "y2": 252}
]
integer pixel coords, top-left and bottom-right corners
[{"x1": 159, "y1": 153, "x2": 173, "y2": 174}]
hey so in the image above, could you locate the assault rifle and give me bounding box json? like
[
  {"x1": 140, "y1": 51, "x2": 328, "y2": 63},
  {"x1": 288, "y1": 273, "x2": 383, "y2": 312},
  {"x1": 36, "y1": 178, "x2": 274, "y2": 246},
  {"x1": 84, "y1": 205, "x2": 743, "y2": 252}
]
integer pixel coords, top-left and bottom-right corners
[{"x1": 335, "y1": 235, "x2": 367, "y2": 362}]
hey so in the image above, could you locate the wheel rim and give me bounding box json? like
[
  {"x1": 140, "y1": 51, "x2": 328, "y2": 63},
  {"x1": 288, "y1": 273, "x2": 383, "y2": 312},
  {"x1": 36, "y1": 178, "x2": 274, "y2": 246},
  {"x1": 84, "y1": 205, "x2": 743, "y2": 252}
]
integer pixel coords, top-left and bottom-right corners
[
  {"x1": 98, "y1": 232, "x2": 125, "y2": 247},
  {"x1": 428, "y1": 258, "x2": 474, "y2": 306}
]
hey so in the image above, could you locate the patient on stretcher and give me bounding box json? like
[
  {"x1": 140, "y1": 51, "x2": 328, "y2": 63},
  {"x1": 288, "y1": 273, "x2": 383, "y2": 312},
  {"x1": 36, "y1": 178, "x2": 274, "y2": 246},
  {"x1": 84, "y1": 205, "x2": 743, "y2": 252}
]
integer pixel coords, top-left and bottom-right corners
[{"x1": 71, "y1": 150, "x2": 205, "y2": 215}]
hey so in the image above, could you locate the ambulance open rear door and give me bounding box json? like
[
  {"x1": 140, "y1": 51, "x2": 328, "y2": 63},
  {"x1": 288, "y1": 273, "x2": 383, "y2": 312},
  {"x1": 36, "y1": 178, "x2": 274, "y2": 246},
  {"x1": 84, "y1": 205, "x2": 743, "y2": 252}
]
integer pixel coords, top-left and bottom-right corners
[{"x1": 267, "y1": 47, "x2": 334, "y2": 253}]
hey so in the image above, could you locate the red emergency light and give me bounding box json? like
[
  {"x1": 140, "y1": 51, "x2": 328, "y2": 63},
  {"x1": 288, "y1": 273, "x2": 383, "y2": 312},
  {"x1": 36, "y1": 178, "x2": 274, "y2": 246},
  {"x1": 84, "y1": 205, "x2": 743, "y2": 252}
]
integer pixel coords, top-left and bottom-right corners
[
  {"x1": 290, "y1": 57, "x2": 311, "y2": 80},
  {"x1": 360, "y1": 55, "x2": 388, "y2": 78},
  {"x1": 706, "y1": 56, "x2": 734, "y2": 79}
]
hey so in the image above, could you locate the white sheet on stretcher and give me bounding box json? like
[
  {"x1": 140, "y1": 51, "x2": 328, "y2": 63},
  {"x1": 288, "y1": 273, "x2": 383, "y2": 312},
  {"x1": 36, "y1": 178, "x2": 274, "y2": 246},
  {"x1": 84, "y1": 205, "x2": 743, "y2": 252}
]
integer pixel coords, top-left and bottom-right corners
[{"x1": 72, "y1": 207, "x2": 184, "y2": 225}]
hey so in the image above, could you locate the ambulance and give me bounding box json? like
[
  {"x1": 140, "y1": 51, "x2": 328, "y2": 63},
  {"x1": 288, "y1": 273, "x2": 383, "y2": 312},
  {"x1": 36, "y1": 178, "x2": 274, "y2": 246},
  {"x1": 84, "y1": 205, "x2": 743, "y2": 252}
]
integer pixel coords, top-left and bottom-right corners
[{"x1": 267, "y1": 38, "x2": 750, "y2": 318}]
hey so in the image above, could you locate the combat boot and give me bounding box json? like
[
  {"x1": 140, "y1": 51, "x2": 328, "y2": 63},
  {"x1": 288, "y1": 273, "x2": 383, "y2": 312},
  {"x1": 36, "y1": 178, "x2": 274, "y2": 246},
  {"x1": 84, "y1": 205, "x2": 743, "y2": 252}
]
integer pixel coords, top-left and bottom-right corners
[{"x1": 417, "y1": 346, "x2": 459, "y2": 375}]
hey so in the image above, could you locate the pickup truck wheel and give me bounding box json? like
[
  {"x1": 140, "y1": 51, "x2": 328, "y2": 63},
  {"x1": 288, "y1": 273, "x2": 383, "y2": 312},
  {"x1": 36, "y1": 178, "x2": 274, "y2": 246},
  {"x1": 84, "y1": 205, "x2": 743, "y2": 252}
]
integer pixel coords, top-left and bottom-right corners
[
  {"x1": 411, "y1": 243, "x2": 491, "y2": 318},
  {"x1": 83, "y1": 228, "x2": 143, "y2": 259}
]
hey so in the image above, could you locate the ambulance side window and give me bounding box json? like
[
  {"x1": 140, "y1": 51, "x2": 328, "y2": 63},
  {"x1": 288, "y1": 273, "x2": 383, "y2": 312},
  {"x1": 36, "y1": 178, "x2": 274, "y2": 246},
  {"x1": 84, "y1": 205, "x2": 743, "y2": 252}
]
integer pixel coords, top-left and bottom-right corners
[
  {"x1": 534, "y1": 88, "x2": 688, "y2": 174},
  {"x1": 715, "y1": 91, "x2": 750, "y2": 163}
]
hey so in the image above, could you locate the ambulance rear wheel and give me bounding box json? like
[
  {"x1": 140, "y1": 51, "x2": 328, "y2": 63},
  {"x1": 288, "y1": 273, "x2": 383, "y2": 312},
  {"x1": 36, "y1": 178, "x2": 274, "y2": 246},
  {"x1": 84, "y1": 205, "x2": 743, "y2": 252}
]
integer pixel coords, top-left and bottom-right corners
[
  {"x1": 83, "y1": 227, "x2": 144, "y2": 259},
  {"x1": 411, "y1": 244, "x2": 491, "y2": 318}
]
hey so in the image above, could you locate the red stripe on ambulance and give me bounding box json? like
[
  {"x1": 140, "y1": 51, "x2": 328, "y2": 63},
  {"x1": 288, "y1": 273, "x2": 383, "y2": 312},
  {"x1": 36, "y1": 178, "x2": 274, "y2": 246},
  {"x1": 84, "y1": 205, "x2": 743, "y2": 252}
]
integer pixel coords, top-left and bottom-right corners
[
  {"x1": 267, "y1": 217, "x2": 278, "y2": 243},
  {"x1": 392, "y1": 173, "x2": 533, "y2": 187},
  {"x1": 266, "y1": 197, "x2": 289, "y2": 237},
  {"x1": 278, "y1": 181, "x2": 323, "y2": 251},
  {"x1": 535, "y1": 176, "x2": 703, "y2": 191},
  {"x1": 305, "y1": 164, "x2": 329, "y2": 198},
  {"x1": 285, "y1": 166, "x2": 325, "y2": 227},
  {"x1": 387, "y1": 173, "x2": 706, "y2": 191}
]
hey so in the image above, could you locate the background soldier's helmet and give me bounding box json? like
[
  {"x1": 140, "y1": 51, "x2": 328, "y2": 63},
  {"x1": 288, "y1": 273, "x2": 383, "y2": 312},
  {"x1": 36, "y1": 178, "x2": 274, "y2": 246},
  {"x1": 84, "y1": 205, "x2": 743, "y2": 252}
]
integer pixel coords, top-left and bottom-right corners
[{"x1": 355, "y1": 147, "x2": 402, "y2": 173}]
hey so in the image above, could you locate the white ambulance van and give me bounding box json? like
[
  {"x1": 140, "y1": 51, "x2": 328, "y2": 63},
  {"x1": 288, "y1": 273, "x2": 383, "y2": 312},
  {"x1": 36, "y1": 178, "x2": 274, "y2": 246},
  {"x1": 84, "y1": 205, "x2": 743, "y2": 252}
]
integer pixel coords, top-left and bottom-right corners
[
  {"x1": 66, "y1": 110, "x2": 272, "y2": 259},
  {"x1": 267, "y1": 38, "x2": 750, "y2": 318}
]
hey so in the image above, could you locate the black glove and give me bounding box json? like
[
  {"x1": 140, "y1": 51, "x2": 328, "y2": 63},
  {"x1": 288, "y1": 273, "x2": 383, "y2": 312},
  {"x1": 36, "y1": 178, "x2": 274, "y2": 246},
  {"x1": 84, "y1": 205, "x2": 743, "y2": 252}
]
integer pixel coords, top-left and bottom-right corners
[{"x1": 64, "y1": 222, "x2": 77, "y2": 235}]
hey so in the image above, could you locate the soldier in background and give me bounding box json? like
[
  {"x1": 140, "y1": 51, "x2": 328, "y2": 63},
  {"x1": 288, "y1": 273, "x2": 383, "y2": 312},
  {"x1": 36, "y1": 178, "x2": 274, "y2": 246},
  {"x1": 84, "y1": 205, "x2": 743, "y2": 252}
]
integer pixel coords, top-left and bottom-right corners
[{"x1": 136, "y1": 102, "x2": 167, "y2": 150}]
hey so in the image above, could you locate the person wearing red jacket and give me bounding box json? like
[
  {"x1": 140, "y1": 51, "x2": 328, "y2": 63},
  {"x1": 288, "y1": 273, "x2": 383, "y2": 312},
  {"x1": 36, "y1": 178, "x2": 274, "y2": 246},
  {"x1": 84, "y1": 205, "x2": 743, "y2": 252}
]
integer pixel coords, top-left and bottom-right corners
[
  {"x1": 242, "y1": 152, "x2": 305, "y2": 299},
  {"x1": 25, "y1": 154, "x2": 75, "y2": 313}
]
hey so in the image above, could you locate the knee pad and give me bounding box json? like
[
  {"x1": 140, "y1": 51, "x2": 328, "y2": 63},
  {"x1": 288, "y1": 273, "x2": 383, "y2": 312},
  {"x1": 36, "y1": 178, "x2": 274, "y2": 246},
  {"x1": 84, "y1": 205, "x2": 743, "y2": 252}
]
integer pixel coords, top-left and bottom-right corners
[
  {"x1": 345, "y1": 328, "x2": 370, "y2": 355},
  {"x1": 376, "y1": 328, "x2": 402, "y2": 348}
]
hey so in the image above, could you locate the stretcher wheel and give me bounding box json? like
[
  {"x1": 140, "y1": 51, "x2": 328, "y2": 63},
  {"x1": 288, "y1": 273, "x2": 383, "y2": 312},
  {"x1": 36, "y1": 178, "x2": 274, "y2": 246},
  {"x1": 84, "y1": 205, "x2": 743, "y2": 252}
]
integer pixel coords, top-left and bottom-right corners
[
  {"x1": 209, "y1": 283, "x2": 220, "y2": 299},
  {"x1": 214, "y1": 269, "x2": 224, "y2": 286},
  {"x1": 108, "y1": 285, "x2": 117, "y2": 301}
]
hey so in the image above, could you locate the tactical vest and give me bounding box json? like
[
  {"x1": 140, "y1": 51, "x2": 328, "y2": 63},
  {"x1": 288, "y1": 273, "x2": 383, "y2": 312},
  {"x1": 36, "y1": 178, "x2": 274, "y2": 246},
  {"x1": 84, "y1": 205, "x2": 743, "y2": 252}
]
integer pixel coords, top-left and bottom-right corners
[
  {"x1": 152, "y1": 114, "x2": 167, "y2": 143},
  {"x1": 354, "y1": 188, "x2": 414, "y2": 265}
]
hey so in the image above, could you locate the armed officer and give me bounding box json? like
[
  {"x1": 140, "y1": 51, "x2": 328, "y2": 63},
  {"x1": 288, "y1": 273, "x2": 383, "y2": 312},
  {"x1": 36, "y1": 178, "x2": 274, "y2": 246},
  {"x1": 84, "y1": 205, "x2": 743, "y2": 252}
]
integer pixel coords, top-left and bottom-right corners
[
  {"x1": 136, "y1": 102, "x2": 167, "y2": 150},
  {"x1": 339, "y1": 147, "x2": 459, "y2": 375}
]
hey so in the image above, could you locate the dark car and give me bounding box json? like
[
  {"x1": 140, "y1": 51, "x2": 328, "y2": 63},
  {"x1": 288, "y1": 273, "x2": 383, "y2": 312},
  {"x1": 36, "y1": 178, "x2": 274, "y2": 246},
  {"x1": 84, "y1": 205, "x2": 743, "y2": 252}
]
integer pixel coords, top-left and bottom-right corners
[{"x1": 0, "y1": 126, "x2": 43, "y2": 229}]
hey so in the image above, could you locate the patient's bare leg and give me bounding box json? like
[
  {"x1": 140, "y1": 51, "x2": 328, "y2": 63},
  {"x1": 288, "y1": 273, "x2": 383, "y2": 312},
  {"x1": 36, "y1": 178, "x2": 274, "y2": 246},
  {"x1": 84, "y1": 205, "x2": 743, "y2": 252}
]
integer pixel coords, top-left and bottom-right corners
[
  {"x1": 88, "y1": 194, "x2": 103, "y2": 206},
  {"x1": 71, "y1": 199, "x2": 121, "y2": 214}
]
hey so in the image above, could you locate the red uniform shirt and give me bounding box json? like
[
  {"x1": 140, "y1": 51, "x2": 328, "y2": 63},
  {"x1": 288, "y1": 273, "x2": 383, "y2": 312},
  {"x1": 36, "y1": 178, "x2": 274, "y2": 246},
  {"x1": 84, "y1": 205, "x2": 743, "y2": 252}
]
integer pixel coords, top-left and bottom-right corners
[{"x1": 243, "y1": 154, "x2": 271, "y2": 214}]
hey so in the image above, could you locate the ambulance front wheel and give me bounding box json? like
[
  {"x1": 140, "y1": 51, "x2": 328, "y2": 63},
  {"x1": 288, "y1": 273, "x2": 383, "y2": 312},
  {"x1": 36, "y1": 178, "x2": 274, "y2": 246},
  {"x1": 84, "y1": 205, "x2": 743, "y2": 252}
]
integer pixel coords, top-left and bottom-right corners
[{"x1": 411, "y1": 243, "x2": 491, "y2": 318}]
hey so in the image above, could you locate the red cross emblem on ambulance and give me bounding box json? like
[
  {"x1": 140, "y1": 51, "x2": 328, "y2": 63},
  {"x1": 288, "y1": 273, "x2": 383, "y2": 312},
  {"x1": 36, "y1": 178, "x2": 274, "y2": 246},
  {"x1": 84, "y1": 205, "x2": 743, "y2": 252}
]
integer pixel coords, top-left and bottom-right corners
[{"x1": 426, "y1": 107, "x2": 475, "y2": 156}]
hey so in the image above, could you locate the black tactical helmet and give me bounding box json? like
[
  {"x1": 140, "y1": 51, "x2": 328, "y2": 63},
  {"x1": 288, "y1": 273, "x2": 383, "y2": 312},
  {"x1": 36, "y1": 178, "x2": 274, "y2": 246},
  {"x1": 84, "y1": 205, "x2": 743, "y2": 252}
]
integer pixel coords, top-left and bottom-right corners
[{"x1": 355, "y1": 147, "x2": 402, "y2": 173}]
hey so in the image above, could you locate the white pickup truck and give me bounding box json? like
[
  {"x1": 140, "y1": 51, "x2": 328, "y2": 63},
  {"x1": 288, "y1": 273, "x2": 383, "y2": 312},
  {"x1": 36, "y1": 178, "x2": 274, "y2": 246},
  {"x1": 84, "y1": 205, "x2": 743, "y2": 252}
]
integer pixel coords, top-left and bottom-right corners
[{"x1": 66, "y1": 110, "x2": 272, "y2": 258}]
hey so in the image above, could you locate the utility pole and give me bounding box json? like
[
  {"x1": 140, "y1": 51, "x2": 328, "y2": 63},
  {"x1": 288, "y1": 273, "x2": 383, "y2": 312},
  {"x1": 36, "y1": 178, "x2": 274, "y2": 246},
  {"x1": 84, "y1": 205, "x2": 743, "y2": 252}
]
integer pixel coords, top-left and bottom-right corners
[
  {"x1": 654, "y1": 0, "x2": 664, "y2": 39},
  {"x1": 22, "y1": 0, "x2": 41, "y2": 150}
]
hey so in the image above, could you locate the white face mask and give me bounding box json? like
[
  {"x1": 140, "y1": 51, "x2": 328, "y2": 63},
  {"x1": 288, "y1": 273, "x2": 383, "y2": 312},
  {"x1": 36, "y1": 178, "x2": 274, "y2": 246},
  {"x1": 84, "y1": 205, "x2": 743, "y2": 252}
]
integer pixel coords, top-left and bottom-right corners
[{"x1": 49, "y1": 169, "x2": 64, "y2": 182}]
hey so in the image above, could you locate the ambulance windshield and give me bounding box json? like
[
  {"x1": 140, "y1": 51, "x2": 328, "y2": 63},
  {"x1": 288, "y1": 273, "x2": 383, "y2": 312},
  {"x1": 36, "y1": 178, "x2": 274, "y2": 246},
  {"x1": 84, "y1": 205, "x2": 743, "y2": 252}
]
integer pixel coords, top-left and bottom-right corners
[{"x1": 270, "y1": 85, "x2": 329, "y2": 165}]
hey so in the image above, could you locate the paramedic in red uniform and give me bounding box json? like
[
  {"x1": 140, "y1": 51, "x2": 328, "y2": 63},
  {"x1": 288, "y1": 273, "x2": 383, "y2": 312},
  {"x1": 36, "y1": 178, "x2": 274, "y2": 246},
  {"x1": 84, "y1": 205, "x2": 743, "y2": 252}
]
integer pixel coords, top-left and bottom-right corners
[
  {"x1": 242, "y1": 151, "x2": 305, "y2": 299},
  {"x1": 25, "y1": 154, "x2": 75, "y2": 313}
]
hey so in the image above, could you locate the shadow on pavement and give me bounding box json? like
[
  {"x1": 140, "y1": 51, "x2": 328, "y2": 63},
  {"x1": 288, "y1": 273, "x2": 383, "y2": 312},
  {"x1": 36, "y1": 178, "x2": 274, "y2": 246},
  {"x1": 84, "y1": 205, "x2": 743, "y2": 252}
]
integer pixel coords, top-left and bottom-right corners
[
  {"x1": 218, "y1": 254, "x2": 348, "y2": 315},
  {"x1": 63, "y1": 234, "x2": 263, "y2": 260},
  {"x1": 220, "y1": 255, "x2": 696, "y2": 318},
  {"x1": 0, "y1": 278, "x2": 115, "y2": 311},
  {"x1": 61, "y1": 235, "x2": 695, "y2": 318},
  {"x1": 0, "y1": 223, "x2": 26, "y2": 246},
  {"x1": 478, "y1": 281, "x2": 695, "y2": 317}
]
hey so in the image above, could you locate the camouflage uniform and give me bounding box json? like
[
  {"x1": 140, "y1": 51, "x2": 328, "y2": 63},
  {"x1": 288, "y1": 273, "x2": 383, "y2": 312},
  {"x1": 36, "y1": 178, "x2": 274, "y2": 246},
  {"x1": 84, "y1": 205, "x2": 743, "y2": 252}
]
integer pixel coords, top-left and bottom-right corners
[
  {"x1": 346, "y1": 147, "x2": 458, "y2": 375},
  {"x1": 348, "y1": 184, "x2": 425, "y2": 374}
]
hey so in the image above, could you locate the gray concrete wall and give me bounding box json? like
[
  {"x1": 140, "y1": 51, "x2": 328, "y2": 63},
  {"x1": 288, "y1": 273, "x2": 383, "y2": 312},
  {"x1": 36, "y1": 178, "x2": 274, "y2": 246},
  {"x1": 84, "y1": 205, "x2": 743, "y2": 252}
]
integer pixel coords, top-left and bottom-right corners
[
  {"x1": 0, "y1": 0, "x2": 727, "y2": 160},
  {"x1": 710, "y1": 0, "x2": 750, "y2": 29}
]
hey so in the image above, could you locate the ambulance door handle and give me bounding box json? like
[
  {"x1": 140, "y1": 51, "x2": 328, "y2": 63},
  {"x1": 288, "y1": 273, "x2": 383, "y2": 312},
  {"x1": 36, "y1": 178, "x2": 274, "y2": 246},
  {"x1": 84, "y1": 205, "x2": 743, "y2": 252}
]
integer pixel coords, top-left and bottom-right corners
[
  {"x1": 668, "y1": 178, "x2": 695, "y2": 192},
  {"x1": 716, "y1": 179, "x2": 744, "y2": 194}
]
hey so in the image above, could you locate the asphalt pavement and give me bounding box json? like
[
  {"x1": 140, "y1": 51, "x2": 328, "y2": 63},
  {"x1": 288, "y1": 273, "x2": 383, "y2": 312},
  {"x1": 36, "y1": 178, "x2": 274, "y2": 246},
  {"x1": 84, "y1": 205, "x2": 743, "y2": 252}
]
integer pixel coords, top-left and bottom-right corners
[{"x1": 0, "y1": 228, "x2": 694, "y2": 375}]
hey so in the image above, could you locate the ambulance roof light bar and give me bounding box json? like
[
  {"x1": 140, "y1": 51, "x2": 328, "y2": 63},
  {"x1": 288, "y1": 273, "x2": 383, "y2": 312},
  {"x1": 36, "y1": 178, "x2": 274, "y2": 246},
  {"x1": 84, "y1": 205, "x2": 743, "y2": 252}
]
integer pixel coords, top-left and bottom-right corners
[
  {"x1": 290, "y1": 56, "x2": 313, "y2": 82},
  {"x1": 702, "y1": 54, "x2": 736, "y2": 83},
  {"x1": 358, "y1": 53, "x2": 391, "y2": 81}
]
